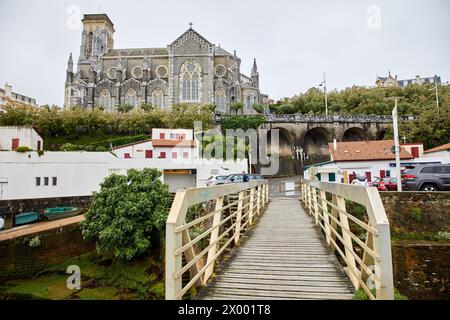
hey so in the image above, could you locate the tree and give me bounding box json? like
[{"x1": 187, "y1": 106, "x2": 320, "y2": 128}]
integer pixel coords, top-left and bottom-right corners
[{"x1": 81, "y1": 168, "x2": 169, "y2": 260}]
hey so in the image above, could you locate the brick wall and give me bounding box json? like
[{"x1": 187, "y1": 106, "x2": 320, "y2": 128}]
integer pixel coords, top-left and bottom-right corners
[
  {"x1": 0, "y1": 196, "x2": 91, "y2": 229},
  {"x1": 0, "y1": 223, "x2": 94, "y2": 281}
]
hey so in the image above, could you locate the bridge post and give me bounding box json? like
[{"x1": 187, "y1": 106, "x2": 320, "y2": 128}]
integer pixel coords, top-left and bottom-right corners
[
  {"x1": 319, "y1": 190, "x2": 332, "y2": 245},
  {"x1": 312, "y1": 187, "x2": 319, "y2": 225},
  {"x1": 204, "y1": 196, "x2": 224, "y2": 283},
  {"x1": 165, "y1": 222, "x2": 182, "y2": 300},
  {"x1": 234, "y1": 191, "x2": 244, "y2": 244},
  {"x1": 256, "y1": 185, "x2": 261, "y2": 216},
  {"x1": 249, "y1": 187, "x2": 255, "y2": 224}
]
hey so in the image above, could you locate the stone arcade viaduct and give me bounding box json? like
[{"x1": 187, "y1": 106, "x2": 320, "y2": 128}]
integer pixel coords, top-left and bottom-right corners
[{"x1": 218, "y1": 114, "x2": 417, "y2": 175}]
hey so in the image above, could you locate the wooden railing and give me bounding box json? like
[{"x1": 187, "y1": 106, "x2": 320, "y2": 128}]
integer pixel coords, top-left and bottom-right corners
[
  {"x1": 301, "y1": 180, "x2": 394, "y2": 300},
  {"x1": 165, "y1": 180, "x2": 269, "y2": 300}
]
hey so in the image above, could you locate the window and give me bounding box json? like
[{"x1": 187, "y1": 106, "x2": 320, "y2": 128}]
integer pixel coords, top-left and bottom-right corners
[
  {"x1": 246, "y1": 95, "x2": 251, "y2": 108},
  {"x1": 159, "y1": 133, "x2": 165, "y2": 139},
  {"x1": 159, "y1": 152, "x2": 166, "y2": 159},
  {"x1": 37, "y1": 141, "x2": 41, "y2": 151},
  {"x1": 36, "y1": 177, "x2": 41, "y2": 186},
  {"x1": 442, "y1": 166, "x2": 450, "y2": 173},
  {"x1": 328, "y1": 173, "x2": 336, "y2": 182},
  {"x1": 152, "y1": 88, "x2": 164, "y2": 108},
  {"x1": 172, "y1": 152, "x2": 178, "y2": 159},
  {"x1": 386, "y1": 170, "x2": 391, "y2": 177},
  {"x1": 183, "y1": 152, "x2": 189, "y2": 159},
  {"x1": 44, "y1": 177, "x2": 49, "y2": 186},
  {"x1": 420, "y1": 166, "x2": 438, "y2": 174},
  {"x1": 145, "y1": 150, "x2": 153, "y2": 158},
  {"x1": 125, "y1": 89, "x2": 137, "y2": 107},
  {"x1": 99, "y1": 90, "x2": 112, "y2": 111},
  {"x1": 11, "y1": 138, "x2": 19, "y2": 150},
  {"x1": 215, "y1": 88, "x2": 226, "y2": 112},
  {"x1": 180, "y1": 60, "x2": 202, "y2": 102},
  {"x1": 124, "y1": 153, "x2": 131, "y2": 159},
  {"x1": 52, "y1": 177, "x2": 57, "y2": 186},
  {"x1": 411, "y1": 147, "x2": 419, "y2": 158}
]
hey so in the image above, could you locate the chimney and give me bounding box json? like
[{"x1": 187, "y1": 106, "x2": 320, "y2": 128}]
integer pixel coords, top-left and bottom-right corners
[
  {"x1": 333, "y1": 139, "x2": 337, "y2": 151},
  {"x1": 4, "y1": 83, "x2": 12, "y2": 97}
]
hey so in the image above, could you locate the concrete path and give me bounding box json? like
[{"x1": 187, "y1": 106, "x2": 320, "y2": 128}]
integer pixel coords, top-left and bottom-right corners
[{"x1": 198, "y1": 198, "x2": 354, "y2": 300}]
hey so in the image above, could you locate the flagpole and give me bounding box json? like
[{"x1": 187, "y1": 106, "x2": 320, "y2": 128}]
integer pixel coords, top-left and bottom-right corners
[{"x1": 324, "y1": 72, "x2": 328, "y2": 115}]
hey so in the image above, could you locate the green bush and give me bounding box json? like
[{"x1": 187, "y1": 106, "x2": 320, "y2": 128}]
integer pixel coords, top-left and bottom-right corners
[
  {"x1": 14, "y1": 146, "x2": 33, "y2": 152},
  {"x1": 221, "y1": 115, "x2": 266, "y2": 132},
  {"x1": 60, "y1": 143, "x2": 82, "y2": 151},
  {"x1": 252, "y1": 103, "x2": 265, "y2": 114},
  {"x1": 81, "y1": 168, "x2": 170, "y2": 260},
  {"x1": 409, "y1": 207, "x2": 422, "y2": 222}
]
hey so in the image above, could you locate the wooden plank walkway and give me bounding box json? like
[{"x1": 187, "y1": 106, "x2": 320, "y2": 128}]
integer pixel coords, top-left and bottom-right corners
[{"x1": 198, "y1": 197, "x2": 354, "y2": 300}]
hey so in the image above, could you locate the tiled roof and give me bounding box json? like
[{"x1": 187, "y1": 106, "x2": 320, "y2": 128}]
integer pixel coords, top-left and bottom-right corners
[
  {"x1": 329, "y1": 140, "x2": 414, "y2": 162},
  {"x1": 152, "y1": 139, "x2": 196, "y2": 148},
  {"x1": 424, "y1": 142, "x2": 450, "y2": 154},
  {"x1": 112, "y1": 139, "x2": 152, "y2": 150}
]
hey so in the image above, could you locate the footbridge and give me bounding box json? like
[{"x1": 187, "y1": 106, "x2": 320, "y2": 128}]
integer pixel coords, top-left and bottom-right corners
[{"x1": 165, "y1": 179, "x2": 394, "y2": 300}]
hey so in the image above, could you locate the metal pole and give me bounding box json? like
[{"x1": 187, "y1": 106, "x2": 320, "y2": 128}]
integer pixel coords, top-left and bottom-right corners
[
  {"x1": 435, "y1": 76, "x2": 439, "y2": 115},
  {"x1": 392, "y1": 100, "x2": 402, "y2": 192},
  {"x1": 324, "y1": 72, "x2": 328, "y2": 115}
]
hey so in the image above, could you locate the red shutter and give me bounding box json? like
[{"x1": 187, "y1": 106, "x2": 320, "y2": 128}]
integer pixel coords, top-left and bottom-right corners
[
  {"x1": 37, "y1": 140, "x2": 41, "y2": 151},
  {"x1": 380, "y1": 170, "x2": 386, "y2": 179},
  {"x1": 365, "y1": 172, "x2": 372, "y2": 182},
  {"x1": 172, "y1": 152, "x2": 177, "y2": 159},
  {"x1": 183, "y1": 152, "x2": 189, "y2": 159},
  {"x1": 411, "y1": 147, "x2": 419, "y2": 158},
  {"x1": 159, "y1": 133, "x2": 165, "y2": 139},
  {"x1": 160, "y1": 152, "x2": 166, "y2": 159},
  {"x1": 145, "y1": 150, "x2": 153, "y2": 158},
  {"x1": 124, "y1": 153, "x2": 131, "y2": 159},
  {"x1": 349, "y1": 174, "x2": 356, "y2": 183},
  {"x1": 11, "y1": 138, "x2": 19, "y2": 150}
]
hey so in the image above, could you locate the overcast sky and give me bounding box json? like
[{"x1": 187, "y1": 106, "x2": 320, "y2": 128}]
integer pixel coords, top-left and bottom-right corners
[{"x1": 0, "y1": 0, "x2": 449, "y2": 106}]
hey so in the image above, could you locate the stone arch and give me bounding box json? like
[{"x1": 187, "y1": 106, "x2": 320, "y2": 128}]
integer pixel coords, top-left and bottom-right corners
[
  {"x1": 342, "y1": 127, "x2": 367, "y2": 142},
  {"x1": 303, "y1": 127, "x2": 331, "y2": 165},
  {"x1": 264, "y1": 127, "x2": 299, "y2": 177}
]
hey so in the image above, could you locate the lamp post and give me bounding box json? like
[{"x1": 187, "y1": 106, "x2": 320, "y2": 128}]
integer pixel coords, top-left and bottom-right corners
[
  {"x1": 385, "y1": 96, "x2": 403, "y2": 191},
  {"x1": 318, "y1": 72, "x2": 328, "y2": 115},
  {"x1": 430, "y1": 75, "x2": 440, "y2": 116}
]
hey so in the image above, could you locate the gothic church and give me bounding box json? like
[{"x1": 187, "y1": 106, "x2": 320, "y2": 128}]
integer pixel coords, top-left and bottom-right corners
[{"x1": 64, "y1": 14, "x2": 268, "y2": 114}]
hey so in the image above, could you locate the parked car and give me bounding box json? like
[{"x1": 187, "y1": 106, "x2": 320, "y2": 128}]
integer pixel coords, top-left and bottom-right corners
[
  {"x1": 205, "y1": 175, "x2": 229, "y2": 186},
  {"x1": 382, "y1": 177, "x2": 399, "y2": 191},
  {"x1": 216, "y1": 173, "x2": 264, "y2": 185},
  {"x1": 372, "y1": 177, "x2": 387, "y2": 191},
  {"x1": 402, "y1": 164, "x2": 450, "y2": 191}
]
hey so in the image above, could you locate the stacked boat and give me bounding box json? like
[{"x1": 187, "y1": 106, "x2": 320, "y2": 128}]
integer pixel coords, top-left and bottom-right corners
[{"x1": 14, "y1": 207, "x2": 82, "y2": 226}]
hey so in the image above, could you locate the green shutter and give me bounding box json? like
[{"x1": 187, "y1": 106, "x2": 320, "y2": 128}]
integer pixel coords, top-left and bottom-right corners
[{"x1": 328, "y1": 173, "x2": 336, "y2": 182}]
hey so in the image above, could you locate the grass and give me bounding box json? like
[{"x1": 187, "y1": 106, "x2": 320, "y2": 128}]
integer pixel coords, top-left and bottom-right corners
[
  {"x1": 43, "y1": 134, "x2": 149, "y2": 151},
  {"x1": 353, "y1": 288, "x2": 408, "y2": 300},
  {"x1": 391, "y1": 230, "x2": 450, "y2": 242},
  {"x1": 0, "y1": 250, "x2": 165, "y2": 300},
  {"x1": 409, "y1": 208, "x2": 422, "y2": 222}
]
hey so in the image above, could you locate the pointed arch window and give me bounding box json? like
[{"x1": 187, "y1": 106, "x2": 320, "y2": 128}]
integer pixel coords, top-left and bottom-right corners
[
  {"x1": 180, "y1": 60, "x2": 202, "y2": 102},
  {"x1": 246, "y1": 95, "x2": 251, "y2": 108},
  {"x1": 99, "y1": 90, "x2": 112, "y2": 111},
  {"x1": 152, "y1": 88, "x2": 164, "y2": 108},
  {"x1": 125, "y1": 89, "x2": 137, "y2": 107},
  {"x1": 215, "y1": 88, "x2": 226, "y2": 113}
]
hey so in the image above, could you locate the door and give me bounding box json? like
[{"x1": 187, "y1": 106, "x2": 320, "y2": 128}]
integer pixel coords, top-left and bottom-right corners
[
  {"x1": 436, "y1": 166, "x2": 450, "y2": 190},
  {"x1": 380, "y1": 170, "x2": 386, "y2": 179},
  {"x1": 37, "y1": 140, "x2": 41, "y2": 151},
  {"x1": 365, "y1": 172, "x2": 372, "y2": 182},
  {"x1": 11, "y1": 138, "x2": 19, "y2": 150}
]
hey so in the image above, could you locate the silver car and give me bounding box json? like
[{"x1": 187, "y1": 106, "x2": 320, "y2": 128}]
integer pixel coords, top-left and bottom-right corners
[{"x1": 402, "y1": 164, "x2": 450, "y2": 191}]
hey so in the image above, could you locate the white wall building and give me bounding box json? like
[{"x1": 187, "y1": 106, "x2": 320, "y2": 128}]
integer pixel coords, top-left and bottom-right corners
[
  {"x1": 304, "y1": 140, "x2": 415, "y2": 183},
  {"x1": 0, "y1": 126, "x2": 43, "y2": 151},
  {"x1": 0, "y1": 151, "x2": 247, "y2": 200},
  {"x1": 421, "y1": 142, "x2": 450, "y2": 164}
]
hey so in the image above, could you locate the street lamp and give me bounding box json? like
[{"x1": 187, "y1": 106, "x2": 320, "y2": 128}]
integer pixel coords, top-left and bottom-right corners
[
  {"x1": 318, "y1": 72, "x2": 328, "y2": 116},
  {"x1": 385, "y1": 97, "x2": 403, "y2": 191},
  {"x1": 429, "y1": 75, "x2": 440, "y2": 116}
]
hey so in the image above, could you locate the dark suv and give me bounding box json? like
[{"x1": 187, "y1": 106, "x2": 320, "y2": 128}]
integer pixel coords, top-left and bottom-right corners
[{"x1": 402, "y1": 164, "x2": 450, "y2": 191}]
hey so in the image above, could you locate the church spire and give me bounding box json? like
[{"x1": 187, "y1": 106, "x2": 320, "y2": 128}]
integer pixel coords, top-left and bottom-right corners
[
  {"x1": 67, "y1": 52, "x2": 73, "y2": 73},
  {"x1": 252, "y1": 58, "x2": 258, "y2": 72}
]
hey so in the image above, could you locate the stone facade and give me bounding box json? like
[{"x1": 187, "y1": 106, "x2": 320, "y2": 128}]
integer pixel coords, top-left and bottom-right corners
[{"x1": 64, "y1": 14, "x2": 267, "y2": 114}]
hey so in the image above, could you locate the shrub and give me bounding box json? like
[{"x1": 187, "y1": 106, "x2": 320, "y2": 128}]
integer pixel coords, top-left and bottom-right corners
[
  {"x1": 252, "y1": 103, "x2": 265, "y2": 114},
  {"x1": 81, "y1": 168, "x2": 169, "y2": 260},
  {"x1": 60, "y1": 143, "x2": 82, "y2": 151},
  {"x1": 409, "y1": 207, "x2": 422, "y2": 222},
  {"x1": 15, "y1": 146, "x2": 33, "y2": 153},
  {"x1": 229, "y1": 102, "x2": 244, "y2": 111},
  {"x1": 221, "y1": 115, "x2": 266, "y2": 132}
]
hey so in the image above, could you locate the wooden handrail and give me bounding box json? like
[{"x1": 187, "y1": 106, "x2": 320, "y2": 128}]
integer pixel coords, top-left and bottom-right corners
[
  {"x1": 300, "y1": 180, "x2": 394, "y2": 300},
  {"x1": 165, "y1": 180, "x2": 269, "y2": 300}
]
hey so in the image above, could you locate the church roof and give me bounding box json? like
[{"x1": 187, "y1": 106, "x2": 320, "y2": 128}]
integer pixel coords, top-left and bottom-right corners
[
  {"x1": 102, "y1": 48, "x2": 168, "y2": 57},
  {"x1": 214, "y1": 46, "x2": 233, "y2": 57},
  {"x1": 169, "y1": 26, "x2": 213, "y2": 48}
]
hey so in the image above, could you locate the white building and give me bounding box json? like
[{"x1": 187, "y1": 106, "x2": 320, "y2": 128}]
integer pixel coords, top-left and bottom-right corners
[
  {"x1": 0, "y1": 126, "x2": 43, "y2": 151},
  {"x1": 0, "y1": 83, "x2": 38, "y2": 113},
  {"x1": 113, "y1": 128, "x2": 197, "y2": 161},
  {"x1": 0, "y1": 151, "x2": 246, "y2": 200},
  {"x1": 421, "y1": 142, "x2": 450, "y2": 164},
  {"x1": 304, "y1": 140, "x2": 415, "y2": 183}
]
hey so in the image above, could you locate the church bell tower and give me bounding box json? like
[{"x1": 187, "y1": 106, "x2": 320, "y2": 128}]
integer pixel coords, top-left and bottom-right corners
[{"x1": 78, "y1": 14, "x2": 115, "y2": 62}]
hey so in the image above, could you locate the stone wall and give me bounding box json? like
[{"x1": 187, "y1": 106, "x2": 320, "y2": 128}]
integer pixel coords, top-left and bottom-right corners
[
  {"x1": 0, "y1": 196, "x2": 91, "y2": 229},
  {"x1": 393, "y1": 241, "x2": 449, "y2": 300},
  {"x1": 380, "y1": 192, "x2": 450, "y2": 234},
  {"x1": 0, "y1": 223, "x2": 94, "y2": 281}
]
